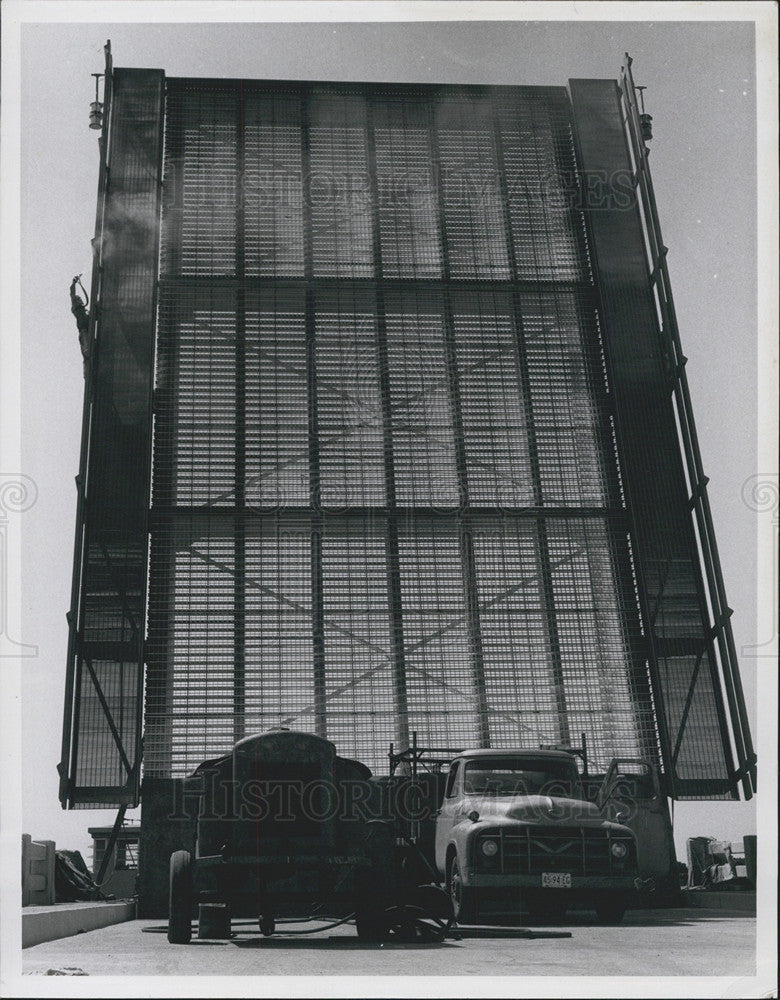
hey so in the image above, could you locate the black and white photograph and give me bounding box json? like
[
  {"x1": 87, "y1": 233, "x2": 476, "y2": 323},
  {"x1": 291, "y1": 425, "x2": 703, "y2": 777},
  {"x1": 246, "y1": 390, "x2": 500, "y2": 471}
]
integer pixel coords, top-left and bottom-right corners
[{"x1": 1, "y1": 2, "x2": 777, "y2": 997}]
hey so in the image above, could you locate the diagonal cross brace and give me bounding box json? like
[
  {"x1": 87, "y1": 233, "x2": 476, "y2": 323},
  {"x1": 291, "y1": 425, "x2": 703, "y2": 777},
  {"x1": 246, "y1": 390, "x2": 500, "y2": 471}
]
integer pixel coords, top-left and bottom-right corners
[
  {"x1": 188, "y1": 540, "x2": 585, "y2": 738},
  {"x1": 83, "y1": 657, "x2": 133, "y2": 777},
  {"x1": 670, "y1": 646, "x2": 706, "y2": 767},
  {"x1": 193, "y1": 317, "x2": 525, "y2": 507}
]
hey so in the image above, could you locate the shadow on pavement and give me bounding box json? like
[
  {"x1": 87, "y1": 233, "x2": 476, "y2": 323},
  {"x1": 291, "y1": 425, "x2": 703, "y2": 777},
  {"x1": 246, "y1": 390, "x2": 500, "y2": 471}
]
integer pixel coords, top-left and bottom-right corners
[
  {"x1": 141, "y1": 921, "x2": 458, "y2": 948},
  {"x1": 513, "y1": 908, "x2": 757, "y2": 928},
  {"x1": 138, "y1": 905, "x2": 754, "y2": 949},
  {"x1": 457, "y1": 926, "x2": 571, "y2": 938},
  {"x1": 625, "y1": 908, "x2": 756, "y2": 924},
  {"x1": 230, "y1": 936, "x2": 457, "y2": 950}
]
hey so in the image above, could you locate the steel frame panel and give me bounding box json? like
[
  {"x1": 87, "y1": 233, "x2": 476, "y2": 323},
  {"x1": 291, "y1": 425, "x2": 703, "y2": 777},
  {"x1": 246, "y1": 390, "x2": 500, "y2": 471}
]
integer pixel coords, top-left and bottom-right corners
[
  {"x1": 618, "y1": 55, "x2": 754, "y2": 798},
  {"x1": 59, "y1": 55, "x2": 165, "y2": 808},
  {"x1": 568, "y1": 68, "x2": 754, "y2": 799}
]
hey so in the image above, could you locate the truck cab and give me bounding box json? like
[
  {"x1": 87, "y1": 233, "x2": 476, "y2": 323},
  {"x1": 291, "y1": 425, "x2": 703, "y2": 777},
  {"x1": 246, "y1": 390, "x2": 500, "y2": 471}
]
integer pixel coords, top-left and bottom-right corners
[{"x1": 434, "y1": 748, "x2": 642, "y2": 924}]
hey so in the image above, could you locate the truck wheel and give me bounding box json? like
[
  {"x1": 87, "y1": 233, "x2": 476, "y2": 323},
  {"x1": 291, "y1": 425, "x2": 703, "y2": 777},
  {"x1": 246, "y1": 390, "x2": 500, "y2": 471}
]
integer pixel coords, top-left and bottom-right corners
[
  {"x1": 447, "y1": 854, "x2": 476, "y2": 925},
  {"x1": 595, "y1": 897, "x2": 626, "y2": 924},
  {"x1": 168, "y1": 851, "x2": 193, "y2": 944}
]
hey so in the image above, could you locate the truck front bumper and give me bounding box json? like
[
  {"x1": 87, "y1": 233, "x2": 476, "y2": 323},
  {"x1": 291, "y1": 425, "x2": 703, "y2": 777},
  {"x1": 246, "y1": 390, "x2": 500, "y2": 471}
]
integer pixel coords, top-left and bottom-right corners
[{"x1": 467, "y1": 872, "x2": 640, "y2": 891}]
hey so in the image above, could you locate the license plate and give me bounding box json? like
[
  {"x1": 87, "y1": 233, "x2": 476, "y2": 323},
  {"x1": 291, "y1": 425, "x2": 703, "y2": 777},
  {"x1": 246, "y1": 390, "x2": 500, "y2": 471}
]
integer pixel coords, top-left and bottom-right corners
[{"x1": 541, "y1": 872, "x2": 572, "y2": 888}]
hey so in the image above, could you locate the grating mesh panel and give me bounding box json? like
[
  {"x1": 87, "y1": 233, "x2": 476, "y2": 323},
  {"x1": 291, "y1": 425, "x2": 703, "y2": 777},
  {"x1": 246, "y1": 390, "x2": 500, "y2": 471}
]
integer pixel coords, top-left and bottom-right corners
[
  {"x1": 73, "y1": 656, "x2": 141, "y2": 789},
  {"x1": 472, "y1": 521, "x2": 558, "y2": 745},
  {"x1": 496, "y1": 94, "x2": 591, "y2": 282},
  {"x1": 315, "y1": 288, "x2": 385, "y2": 506},
  {"x1": 546, "y1": 518, "x2": 653, "y2": 768},
  {"x1": 470, "y1": 517, "x2": 654, "y2": 770},
  {"x1": 399, "y1": 520, "x2": 479, "y2": 749},
  {"x1": 161, "y1": 85, "x2": 238, "y2": 277},
  {"x1": 373, "y1": 98, "x2": 442, "y2": 278},
  {"x1": 309, "y1": 89, "x2": 373, "y2": 278},
  {"x1": 143, "y1": 79, "x2": 664, "y2": 780},
  {"x1": 245, "y1": 288, "x2": 309, "y2": 507},
  {"x1": 451, "y1": 290, "x2": 534, "y2": 506},
  {"x1": 520, "y1": 290, "x2": 616, "y2": 506},
  {"x1": 154, "y1": 289, "x2": 237, "y2": 507},
  {"x1": 384, "y1": 289, "x2": 459, "y2": 506},
  {"x1": 244, "y1": 92, "x2": 305, "y2": 277},
  {"x1": 145, "y1": 519, "x2": 319, "y2": 776},
  {"x1": 244, "y1": 528, "x2": 316, "y2": 732},
  {"x1": 435, "y1": 95, "x2": 510, "y2": 279},
  {"x1": 321, "y1": 521, "x2": 396, "y2": 763}
]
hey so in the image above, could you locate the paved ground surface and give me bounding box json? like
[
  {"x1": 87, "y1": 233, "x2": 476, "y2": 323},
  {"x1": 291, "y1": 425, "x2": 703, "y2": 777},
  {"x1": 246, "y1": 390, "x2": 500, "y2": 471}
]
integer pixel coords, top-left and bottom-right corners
[{"x1": 22, "y1": 908, "x2": 756, "y2": 979}]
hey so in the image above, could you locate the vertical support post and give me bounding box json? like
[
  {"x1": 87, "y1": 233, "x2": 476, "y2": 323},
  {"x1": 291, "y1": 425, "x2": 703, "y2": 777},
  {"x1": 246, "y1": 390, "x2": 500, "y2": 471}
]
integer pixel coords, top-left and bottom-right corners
[
  {"x1": 145, "y1": 86, "x2": 183, "y2": 778},
  {"x1": 95, "y1": 804, "x2": 128, "y2": 886},
  {"x1": 365, "y1": 101, "x2": 409, "y2": 751},
  {"x1": 140, "y1": 62, "x2": 171, "y2": 801},
  {"x1": 301, "y1": 94, "x2": 327, "y2": 738},
  {"x1": 429, "y1": 102, "x2": 490, "y2": 747},
  {"x1": 233, "y1": 84, "x2": 247, "y2": 742},
  {"x1": 492, "y1": 119, "x2": 570, "y2": 745}
]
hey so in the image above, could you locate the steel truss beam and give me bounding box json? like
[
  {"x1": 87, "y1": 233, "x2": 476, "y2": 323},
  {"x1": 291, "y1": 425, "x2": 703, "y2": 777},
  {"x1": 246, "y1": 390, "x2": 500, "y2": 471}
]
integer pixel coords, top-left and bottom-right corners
[{"x1": 620, "y1": 55, "x2": 754, "y2": 798}]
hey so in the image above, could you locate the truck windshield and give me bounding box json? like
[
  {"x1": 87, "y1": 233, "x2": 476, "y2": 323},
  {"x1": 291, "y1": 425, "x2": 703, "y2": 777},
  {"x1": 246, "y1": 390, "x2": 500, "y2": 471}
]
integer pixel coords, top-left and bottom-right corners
[{"x1": 463, "y1": 757, "x2": 580, "y2": 797}]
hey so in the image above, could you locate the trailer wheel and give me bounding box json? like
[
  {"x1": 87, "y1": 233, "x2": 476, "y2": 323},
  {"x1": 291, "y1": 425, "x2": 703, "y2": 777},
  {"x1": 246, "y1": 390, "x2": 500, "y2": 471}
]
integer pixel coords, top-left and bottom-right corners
[
  {"x1": 168, "y1": 850, "x2": 193, "y2": 944},
  {"x1": 447, "y1": 854, "x2": 476, "y2": 925},
  {"x1": 595, "y1": 897, "x2": 626, "y2": 924},
  {"x1": 354, "y1": 906, "x2": 388, "y2": 942},
  {"x1": 386, "y1": 886, "x2": 453, "y2": 943}
]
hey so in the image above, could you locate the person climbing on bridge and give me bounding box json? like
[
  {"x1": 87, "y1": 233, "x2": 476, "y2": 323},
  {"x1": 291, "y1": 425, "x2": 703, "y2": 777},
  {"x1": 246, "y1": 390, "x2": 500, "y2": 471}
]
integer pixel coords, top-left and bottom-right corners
[{"x1": 70, "y1": 274, "x2": 91, "y2": 377}]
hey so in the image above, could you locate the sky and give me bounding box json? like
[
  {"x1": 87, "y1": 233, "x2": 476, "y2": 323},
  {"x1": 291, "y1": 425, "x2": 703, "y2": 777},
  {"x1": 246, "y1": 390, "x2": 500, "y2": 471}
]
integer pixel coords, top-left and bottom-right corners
[{"x1": 2, "y1": 4, "x2": 776, "y2": 881}]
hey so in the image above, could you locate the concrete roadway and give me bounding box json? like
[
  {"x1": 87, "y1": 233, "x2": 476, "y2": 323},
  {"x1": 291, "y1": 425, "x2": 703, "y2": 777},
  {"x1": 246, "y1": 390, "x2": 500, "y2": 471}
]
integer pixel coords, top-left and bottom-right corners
[{"x1": 22, "y1": 908, "x2": 756, "y2": 980}]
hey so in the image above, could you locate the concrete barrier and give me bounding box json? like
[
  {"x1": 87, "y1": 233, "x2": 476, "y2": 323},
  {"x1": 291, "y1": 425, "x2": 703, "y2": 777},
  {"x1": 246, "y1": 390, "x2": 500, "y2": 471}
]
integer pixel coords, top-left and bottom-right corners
[
  {"x1": 21, "y1": 835, "x2": 56, "y2": 906},
  {"x1": 22, "y1": 900, "x2": 136, "y2": 949},
  {"x1": 743, "y1": 834, "x2": 757, "y2": 886}
]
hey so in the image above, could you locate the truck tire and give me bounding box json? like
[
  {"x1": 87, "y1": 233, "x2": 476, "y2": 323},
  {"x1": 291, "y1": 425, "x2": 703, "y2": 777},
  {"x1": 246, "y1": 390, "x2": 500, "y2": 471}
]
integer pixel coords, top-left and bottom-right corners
[
  {"x1": 595, "y1": 897, "x2": 626, "y2": 924},
  {"x1": 168, "y1": 850, "x2": 193, "y2": 944},
  {"x1": 447, "y1": 854, "x2": 476, "y2": 925}
]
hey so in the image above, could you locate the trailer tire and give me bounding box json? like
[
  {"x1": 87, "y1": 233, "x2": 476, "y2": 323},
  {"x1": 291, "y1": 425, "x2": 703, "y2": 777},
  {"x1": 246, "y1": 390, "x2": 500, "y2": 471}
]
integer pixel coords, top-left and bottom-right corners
[
  {"x1": 168, "y1": 850, "x2": 193, "y2": 944},
  {"x1": 354, "y1": 906, "x2": 388, "y2": 942}
]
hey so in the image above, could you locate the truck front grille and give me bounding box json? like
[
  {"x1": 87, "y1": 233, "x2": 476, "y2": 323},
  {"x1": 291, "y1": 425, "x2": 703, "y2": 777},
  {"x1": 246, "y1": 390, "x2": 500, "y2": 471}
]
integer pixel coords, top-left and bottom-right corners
[{"x1": 478, "y1": 826, "x2": 635, "y2": 876}]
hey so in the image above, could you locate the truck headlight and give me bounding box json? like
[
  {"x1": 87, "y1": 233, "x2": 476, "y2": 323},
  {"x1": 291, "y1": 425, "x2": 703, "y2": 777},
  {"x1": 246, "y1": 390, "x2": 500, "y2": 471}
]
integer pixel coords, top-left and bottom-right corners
[
  {"x1": 611, "y1": 841, "x2": 628, "y2": 859},
  {"x1": 481, "y1": 839, "x2": 499, "y2": 857}
]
